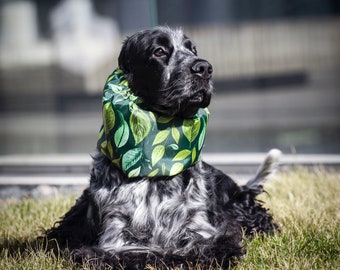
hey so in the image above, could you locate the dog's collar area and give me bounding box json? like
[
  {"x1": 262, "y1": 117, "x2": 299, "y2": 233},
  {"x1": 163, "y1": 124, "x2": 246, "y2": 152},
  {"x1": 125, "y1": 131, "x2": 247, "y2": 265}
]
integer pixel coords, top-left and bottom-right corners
[{"x1": 97, "y1": 69, "x2": 209, "y2": 178}]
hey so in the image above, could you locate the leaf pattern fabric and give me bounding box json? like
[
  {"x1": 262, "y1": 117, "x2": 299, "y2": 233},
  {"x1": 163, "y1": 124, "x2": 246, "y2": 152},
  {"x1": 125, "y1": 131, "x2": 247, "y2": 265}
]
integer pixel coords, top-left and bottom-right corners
[{"x1": 97, "y1": 69, "x2": 210, "y2": 178}]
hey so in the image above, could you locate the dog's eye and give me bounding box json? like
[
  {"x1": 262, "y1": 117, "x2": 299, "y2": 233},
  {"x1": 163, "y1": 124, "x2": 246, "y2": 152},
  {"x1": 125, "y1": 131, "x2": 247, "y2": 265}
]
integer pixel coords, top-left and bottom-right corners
[{"x1": 153, "y1": 48, "x2": 166, "y2": 57}]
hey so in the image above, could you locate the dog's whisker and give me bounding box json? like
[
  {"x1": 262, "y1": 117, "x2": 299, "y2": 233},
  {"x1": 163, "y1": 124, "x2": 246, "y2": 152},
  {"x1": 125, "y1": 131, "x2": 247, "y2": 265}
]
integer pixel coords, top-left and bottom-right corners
[{"x1": 158, "y1": 79, "x2": 184, "y2": 93}]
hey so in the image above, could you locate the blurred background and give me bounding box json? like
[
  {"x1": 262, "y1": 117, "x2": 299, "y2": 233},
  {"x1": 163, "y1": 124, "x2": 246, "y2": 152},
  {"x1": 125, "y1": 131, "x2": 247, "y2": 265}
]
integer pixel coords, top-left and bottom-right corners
[{"x1": 1, "y1": 0, "x2": 340, "y2": 156}]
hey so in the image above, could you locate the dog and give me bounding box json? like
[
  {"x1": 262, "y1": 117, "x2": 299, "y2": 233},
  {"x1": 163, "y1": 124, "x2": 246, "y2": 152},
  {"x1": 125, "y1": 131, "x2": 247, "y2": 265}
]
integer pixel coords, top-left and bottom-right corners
[{"x1": 46, "y1": 26, "x2": 281, "y2": 269}]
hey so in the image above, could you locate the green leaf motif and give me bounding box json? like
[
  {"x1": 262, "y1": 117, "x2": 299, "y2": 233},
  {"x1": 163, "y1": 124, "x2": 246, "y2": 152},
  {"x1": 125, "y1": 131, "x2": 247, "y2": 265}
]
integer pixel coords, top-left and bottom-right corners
[
  {"x1": 168, "y1": 144, "x2": 179, "y2": 151},
  {"x1": 169, "y1": 162, "x2": 184, "y2": 176},
  {"x1": 161, "y1": 163, "x2": 166, "y2": 175},
  {"x1": 107, "y1": 74, "x2": 115, "y2": 82},
  {"x1": 118, "y1": 80, "x2": 129, "y2": 87},
  {"x1": 198, "y1": 118, "x2": 207, "y2": 150},
  {"x1": 149, "y1": 111, "x2": 157, "y2": 123},
  {"x1": 103, "y1": 91, "x2": 114, "y2": 102},
  {"x1": 173, "y1": 149, "x2": 191, "y2": 161},
  {"x1": 103, "y1": 102, "x2": 115, "y2": 134},
  {"x1": 114, "y1": 111, "x2": 129, "y2": 148},
  {"x1": 151, "y1": 145, "x2": 165, "y2": 166},
  {"x1": 122, "y1": 148, "x2": 143, "y2": 172},
  {"x1": 191, "y1": 147, "x2": 197, "y2": 163},
  {"x1": 128, "y1": 166, "x2": 141, "y2": 178},
  {"x1": 148, "y1": 168, "x2": 159, "y2": 177},
  {"x1": 107, "y1": 141, "x2": 114, "y2": 158},
  {"x1": 183, "y1": 118, "x2": 201, "y2": 143},
  {"x1": 130, "y1": 107, "x2": 151, "y2": 145},
  {"x1": 157, "y1": 116, "x2": 173, "y2": 124},
  {"x1": 108, "y1": 84, "x2": 122, "y2": 94},
  {"x1": 153, "y1": 130, "x2": 170, "y2": 145},
  {"x1": 98, "y1": 126, "x2": 104, "y2": 139},
  {"x1": 171, "y1": 127, "x2": 180, "y2": 144},
  {"x1": 100, "y1": 140, "x2": 107, "y2": 150},
  {"x1": 112, "y1": 157, "x2": 121, "y2": 167}
]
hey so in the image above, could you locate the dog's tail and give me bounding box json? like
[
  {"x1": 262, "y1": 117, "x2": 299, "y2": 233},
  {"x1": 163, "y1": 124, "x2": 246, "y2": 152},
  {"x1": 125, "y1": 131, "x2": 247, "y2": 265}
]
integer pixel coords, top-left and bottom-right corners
[{"x1": 246, "y1": 148, "x2": 282, "y2": 189}]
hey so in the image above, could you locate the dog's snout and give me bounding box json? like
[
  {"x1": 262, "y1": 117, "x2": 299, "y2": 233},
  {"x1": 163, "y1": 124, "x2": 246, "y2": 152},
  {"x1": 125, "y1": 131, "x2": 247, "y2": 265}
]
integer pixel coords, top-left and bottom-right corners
[{"x1": 191, "y1": 60, "x2": 213, "y2": 80}]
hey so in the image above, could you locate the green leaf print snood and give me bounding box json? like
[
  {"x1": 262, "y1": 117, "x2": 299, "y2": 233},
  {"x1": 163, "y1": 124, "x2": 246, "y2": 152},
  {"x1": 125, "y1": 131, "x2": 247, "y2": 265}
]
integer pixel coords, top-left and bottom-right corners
[{"x1": 97, "y1": 69, "x2": 209, "y2": 178}]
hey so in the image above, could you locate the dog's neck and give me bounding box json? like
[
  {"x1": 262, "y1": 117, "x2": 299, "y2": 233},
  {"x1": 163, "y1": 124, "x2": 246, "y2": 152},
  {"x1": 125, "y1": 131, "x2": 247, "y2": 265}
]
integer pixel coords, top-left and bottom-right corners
[{"x1": 97, "y1": 69, "x2": 209, "y2": 178}]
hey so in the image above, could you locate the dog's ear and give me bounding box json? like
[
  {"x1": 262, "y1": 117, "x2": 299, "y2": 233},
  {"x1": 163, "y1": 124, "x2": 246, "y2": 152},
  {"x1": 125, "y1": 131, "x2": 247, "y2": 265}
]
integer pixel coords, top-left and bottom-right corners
[
  {"x1": 118, "y1": 38, "x2": 131, "y2": 73},
  {"x1": 118, "y1": 33, "x2": 140, "y2": 74}
]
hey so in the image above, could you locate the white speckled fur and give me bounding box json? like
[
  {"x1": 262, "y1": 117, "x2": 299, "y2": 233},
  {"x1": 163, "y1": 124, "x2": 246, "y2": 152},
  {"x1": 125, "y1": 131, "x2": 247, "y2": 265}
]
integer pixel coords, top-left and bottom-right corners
[{"x1": 92, "y1": 163, "x2": 217, "y2": 255}]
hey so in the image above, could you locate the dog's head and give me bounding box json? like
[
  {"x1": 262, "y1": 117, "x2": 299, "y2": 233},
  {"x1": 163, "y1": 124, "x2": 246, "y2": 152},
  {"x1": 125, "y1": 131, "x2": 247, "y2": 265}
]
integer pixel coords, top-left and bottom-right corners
[{"x1": 118, "y1": 27, "x2": 213, "y2": 118}]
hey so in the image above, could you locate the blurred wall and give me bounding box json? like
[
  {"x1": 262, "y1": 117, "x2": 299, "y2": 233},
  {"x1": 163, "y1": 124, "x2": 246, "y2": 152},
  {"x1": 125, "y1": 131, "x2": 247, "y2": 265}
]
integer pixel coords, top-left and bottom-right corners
[{"x1": 0, "y1": 0, "x2": 339, "y2": 155}]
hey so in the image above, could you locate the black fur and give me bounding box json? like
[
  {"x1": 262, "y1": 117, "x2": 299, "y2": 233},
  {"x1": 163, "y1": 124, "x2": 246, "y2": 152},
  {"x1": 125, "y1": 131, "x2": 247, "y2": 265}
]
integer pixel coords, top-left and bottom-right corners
[
  {"x1": 118, "y1": 27, "x2": 212, "y2": 118},
  {"x1": 46, "y1": 27, "x2": 279, "y2": 269}
]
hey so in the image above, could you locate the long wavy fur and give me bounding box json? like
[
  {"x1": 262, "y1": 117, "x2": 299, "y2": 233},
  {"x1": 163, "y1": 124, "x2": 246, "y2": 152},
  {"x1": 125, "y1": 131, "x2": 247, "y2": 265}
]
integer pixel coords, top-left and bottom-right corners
[
  {"x1": 45, "y1": 27, "x2": 281, "y2": 269},
  {"x1": 46, "y1": 150, "x2": 280, "y2": 269}
]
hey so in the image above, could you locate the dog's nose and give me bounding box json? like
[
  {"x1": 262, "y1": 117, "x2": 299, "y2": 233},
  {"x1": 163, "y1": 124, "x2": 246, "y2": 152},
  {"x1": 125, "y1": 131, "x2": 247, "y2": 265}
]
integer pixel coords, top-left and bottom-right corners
[{"x1": 191, "y1": 60, "x2": 213, "y2": 80}]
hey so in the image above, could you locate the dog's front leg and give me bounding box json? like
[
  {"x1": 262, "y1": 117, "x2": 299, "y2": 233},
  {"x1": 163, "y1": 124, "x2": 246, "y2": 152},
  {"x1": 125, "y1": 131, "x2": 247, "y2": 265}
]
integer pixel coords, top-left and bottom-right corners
[{"x1": 46, "y1": 188, "x2": 100, "y2": 249}]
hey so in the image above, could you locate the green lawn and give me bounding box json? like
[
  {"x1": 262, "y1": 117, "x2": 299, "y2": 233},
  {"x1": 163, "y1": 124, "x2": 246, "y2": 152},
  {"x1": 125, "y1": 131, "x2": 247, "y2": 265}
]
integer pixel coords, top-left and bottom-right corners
[{"x1": 1, "y1": 167, "x2": 339, "y2": 269}]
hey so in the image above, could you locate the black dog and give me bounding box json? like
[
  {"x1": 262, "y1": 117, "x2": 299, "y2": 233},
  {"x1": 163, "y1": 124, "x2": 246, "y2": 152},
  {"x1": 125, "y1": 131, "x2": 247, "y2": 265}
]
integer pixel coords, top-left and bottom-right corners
[{"x1": 46, "y1": 27, "x2": 280, "y2": 269}]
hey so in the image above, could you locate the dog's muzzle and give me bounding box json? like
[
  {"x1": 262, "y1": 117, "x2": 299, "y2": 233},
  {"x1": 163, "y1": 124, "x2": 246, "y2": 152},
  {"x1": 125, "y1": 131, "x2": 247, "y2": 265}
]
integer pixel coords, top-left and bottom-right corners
[
  {"x1": 191, "y1": 60, "x2": 213, "y2": 80},
  {"x1": 178, "y1": 59, "x2": 212, "y2": 118}
]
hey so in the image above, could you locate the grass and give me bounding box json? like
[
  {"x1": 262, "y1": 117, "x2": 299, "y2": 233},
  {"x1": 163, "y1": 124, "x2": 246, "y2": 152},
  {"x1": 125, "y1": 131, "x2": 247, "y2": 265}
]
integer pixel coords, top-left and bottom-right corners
[
  {"x1": 0, "y1": 167, "x2": 339, "y2": 269},
  {"x1": 235, "y1": 167, "x2": 340, "y2": 270}
]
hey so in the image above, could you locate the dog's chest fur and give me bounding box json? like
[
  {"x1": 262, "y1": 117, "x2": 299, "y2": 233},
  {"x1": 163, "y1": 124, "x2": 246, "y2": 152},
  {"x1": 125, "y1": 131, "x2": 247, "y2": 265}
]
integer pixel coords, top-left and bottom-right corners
[{"x1": 91, "y1": 162, "x2": 217, "y2": 254}]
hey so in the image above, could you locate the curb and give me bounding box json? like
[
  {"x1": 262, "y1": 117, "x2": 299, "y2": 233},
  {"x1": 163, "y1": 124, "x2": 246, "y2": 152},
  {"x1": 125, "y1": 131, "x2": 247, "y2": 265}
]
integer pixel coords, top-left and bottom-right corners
[{"x1": 1, "y1": 153, "x2": 339, "y2": 186}]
